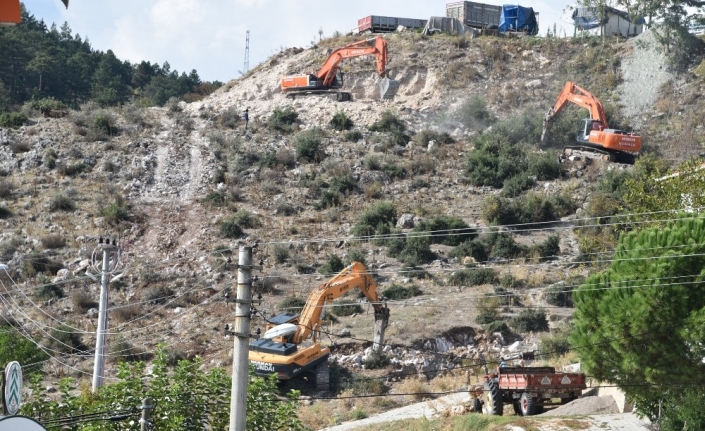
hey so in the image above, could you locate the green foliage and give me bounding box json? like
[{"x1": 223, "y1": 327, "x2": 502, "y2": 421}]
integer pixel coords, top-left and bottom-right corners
[
  {"x1": 49, "y1": 192, "x2": 76, "y2": 211},
  {"x1": 0, "y1": 112, "x2": 28, "y2": 128},
  {"x1": 271, "y1": 244, "x2": 289, "y2": 264},
  {"x1": 368, "y1": 110, "x2": 410, "y2": 147},
  {"x1": 393, "y1": 235, "x2": 435, "y2": 266},
  {"x1": 413, "y1": 216, "x2": 476, "y2": 246},
  {"x1": 319, "y1": 254, "x2": 344, "y2": 275},
  {"x1": 101, "y1": 196, "x2": 129, "y2": 225},
  {"x1": 482, "y1": 192, "x2": 576, "y2": 226},
  {"x1": 219, "y1": 217, "x2": 244, "y2": 238},
  {"x1": 448, "y1": 268, "x2": 498, "y2": 286},
  {"x1": 382, "y1": 283, "x2": 422, "y2": 300},
  {"x1": 0, "y1": 328, "x2": 49, "y2": 375},
  {"x1": 545, "y1": 282, "x2": 574, "y2": 307},
  {"x1": 202, "y1": 190, "x2": 227, "y2": 207},
  {"x1": 510, "y1": 308, "x2": 549, "y2": 333},
  {"x1": 58, "y1": 162, "x2": 91, "y2": 176},
  {"x1": 345, "y1": 130, "x2": 363, "y2": 142},
  {"x1": 279, "y1": 296, "x2": 306, "y2": 313},
  {"x1": 329, "y1": 110, "x2": 354, "y2": 130},
  {"x1": 454, "y1": 96, "x2": 493, "y2": 129},
  {"x1": 413, "y1": 129, "x2": 454, "y2": 146},
  {"x1": 344, "y1": 375, "x2": 387, "y2": 396},
  {"x1": 295, "y1": 128, "x2": 325, "y2": 162},
  {"x1": 351, "y1": 201, "x2": 397, "y2": 238},
  {"x1": 362, "y1": 351, "x2": 391, "y2": 369},
  {"x1": 501, "y1": 174, "x2": 534, "y2": 198},
  {"x1": 268, "y1": 106, "x2": 299, "y2": 133},
  {"x1": 46, "y1": 324, "x2": 87, "y2": 354},
  {"x1": 538, "y1": 323, "x2": 572, "y2": 359},
  {"x1": 571, "y1": 216, "x2": 705, "y2": 422},
  {"x1": 22, "y1": 345, "x2": 304, "y2": 431},
  {"x1": 231, "y1": 209, "x2": 260, "y2": 228},
  {"x1": 345, "y1": 248, "x2": 366, "y2": 266},
  {"x1": 484, "y1": 320, "x2": 512, "y2": 338},
  {"x1": 329, "y1": 299, "x2": 364, "y2": 316}
]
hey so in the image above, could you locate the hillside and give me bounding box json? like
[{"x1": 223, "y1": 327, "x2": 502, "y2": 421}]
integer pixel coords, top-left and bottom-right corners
[{"x1": 1, "y1": 28, "x2": 703, "y2": 429}]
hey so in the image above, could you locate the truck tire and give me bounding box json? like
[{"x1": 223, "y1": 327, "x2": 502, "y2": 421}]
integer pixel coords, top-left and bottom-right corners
[
  {"x1": 519, "y1": 392, "x2": 536, "y2": 416},
  {"x1": 512, "y1": 401, "x2": 522, "y2": 415},
  {"x1": 315, "y1": 361, "x2": 330, "y2": 392},
  {"x1": 482, "y1": 380, "x2": 503, "y2": 416}
]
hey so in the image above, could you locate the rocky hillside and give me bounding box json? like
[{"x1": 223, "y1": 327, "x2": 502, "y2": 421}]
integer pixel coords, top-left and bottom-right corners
[{"x1": 1, "y1": 28, "x2": 702, "y2": 427}]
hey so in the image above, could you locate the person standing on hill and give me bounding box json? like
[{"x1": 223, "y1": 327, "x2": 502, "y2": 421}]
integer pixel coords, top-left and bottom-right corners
[{"x1": 243, "y1": 108, "x2": 249, "y2": 131}]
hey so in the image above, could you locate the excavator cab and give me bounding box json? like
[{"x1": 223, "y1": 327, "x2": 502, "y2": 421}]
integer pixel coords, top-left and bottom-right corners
[{"x1": 576, "y1": 118, "x2": 600, "y2": 144}]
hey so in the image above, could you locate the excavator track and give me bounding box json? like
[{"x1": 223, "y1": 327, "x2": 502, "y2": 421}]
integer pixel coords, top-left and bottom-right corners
[
  {"x1": 563, "y1": 145, "x2": 636, "y2": 165},
  {"x1": 286, "y1": 90, "x2": 351, "y2": 101}
]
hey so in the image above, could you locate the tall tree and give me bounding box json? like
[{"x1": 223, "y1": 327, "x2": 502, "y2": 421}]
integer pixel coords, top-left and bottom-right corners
[{"x1": 572, "y1": 216, "x2": 705, "y2": 422}]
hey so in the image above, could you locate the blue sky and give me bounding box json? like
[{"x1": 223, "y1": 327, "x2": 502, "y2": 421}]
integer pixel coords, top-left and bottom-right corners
[{"x1": 22, "y1": 0, "x2": 577, "y2": 82}]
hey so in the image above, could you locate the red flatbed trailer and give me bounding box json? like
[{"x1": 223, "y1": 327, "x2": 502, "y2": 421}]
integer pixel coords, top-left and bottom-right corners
[{"x1": 473, "y1": 366, "x2": 587, "y2": 416}]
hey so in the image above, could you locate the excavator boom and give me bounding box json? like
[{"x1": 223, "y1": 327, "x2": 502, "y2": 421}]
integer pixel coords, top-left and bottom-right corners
[{"x1": 541, "y1": 81, "x2": 641, "y2": 162}]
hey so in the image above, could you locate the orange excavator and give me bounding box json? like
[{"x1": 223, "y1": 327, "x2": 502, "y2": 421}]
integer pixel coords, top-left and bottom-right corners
[
  {"x1": 280, "y1": 36, "x2": 400, "y2": 101},
  {"x1": 541, "y1": 81, "x2": 641, "y2": 164},
  {"x1": 249, "y1": 262, "x2": 389, "y2": 390},
  {"x1": 1, "y1": 0, "x2": 68, "y2": 26}
]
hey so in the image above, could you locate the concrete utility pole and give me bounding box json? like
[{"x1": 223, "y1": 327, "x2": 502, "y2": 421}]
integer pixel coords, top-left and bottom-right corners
[
  {"x1": 91, "y1": 236, "x2": 122, "y2": 392},
  {"x1": 140, "y1": 397, "x2": 153, "y2": 431},
  {"x1": 229, "y1": 246, "x2": 253, "y2": 431}
]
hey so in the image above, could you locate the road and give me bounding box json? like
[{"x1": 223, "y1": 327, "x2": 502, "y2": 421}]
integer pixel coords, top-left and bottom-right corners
[{"x1": 321, "y1": 393, "x2": 652, "y2": 431}]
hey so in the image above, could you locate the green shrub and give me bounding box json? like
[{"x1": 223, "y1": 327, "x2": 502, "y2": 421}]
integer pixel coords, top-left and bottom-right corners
[
  {"x1": 510, "y1": 308, "x2": 549, "y2": 333},
  {"x1": 344, "y1": 375, "x2": 388, "y2": 395},
  {"x1": 58, "y1": 162, "x2": 91, "y2": 177},
  {"x1": 0, "y1": 112, "x2": 28, "y2": 128},
  {"x1": 484, "y1": 320, "x2": 511, "y2": 338},
  {"x1": 319, "y1": 254, "x2": 344, "y2": 275},
  {"x1": 396, "y1": 235, "x2": 435, "y2": 266},
  {"x1": 93, "y1": 112, "x2": 117, "y2": 137},
  {"x1": 40, "y1": 234, "x2": 65, "y2": 249},
  {"x1": 271, "y1": 244, "x2": 289, "y2": 264},
  {"x1": 382, "y1": 283, "x2": 422, "y2": 300},
  {"x1": 295, "y1": 128, "x2": 325, "y2": 162},
  {"x1": 279, "y1": 296, "x2": 306, "y2": 313},
  {"x1": 527, "y1": 152, "x2": 560, "y2": 180},
  {"x1": 530, "y1": 234, "x2": 561, "y2": 260},
  {"x1": 449, "y1": 239, "x2": 488, "y2": 263},
  {"x1": 413, "y1": 216, "x2": 476, "y2": 246},
  {"x1": 216, "y1": 107, "x2": 241, "y2": 129},
  {"x1": 219, "y1": 217, "x2": 244, "y2": 238},
  {"x1": 413, "y1": 129, "x2": 454, "y2": 146},
  {"x1": 109, "y1": 337, "x2": 152, "y2": 363},
  {"x1": 329, "y1": 110, "x2": 353, "y2": 131},
  {"x1": 47, "y1": 324, "x2": 88, "y2": 354},
  {"x1": 345, "y1": 130, "x2": 363, "y2": 142},
  {"x1": 268, "y1": 106, "x2": 298, "y2": 133},
  {"x1": 231, "y1": 209, "x2": 260, "y2": 228},
  {"x1": 202, "y1": 191, "x2": 227, "y2": 207},
  {"x1": 448, "y1": 268, "x2": 498, "y2": 286},
  {"x1": 454, "y1": 96, "x2": 492, "y2": 129},
  {"x1": 37, "y1": 282, "x2": 64, "y2": 299},
  {"x1": 0, "y1": 206, "x2": 11, "y2": 219},
  {"x1": 362, "y1": 351, "x2": 390, "y2": 370},
  {"x1": 101, "y1": 196, "x2": 129, "y2": 225},
  {"x1": 0, "y1": 329, "x2": 49, "y2": 375},
  {"x1": 49, "y1": 193, "x2": 76, "y2": 212},
  {"x1": 142, "y1": 286, "x2": 174, "y2": 304},
  {"x1": 329, "y1": 298, "x2": 363, "y2": 316},
  {"x1": 351, "y1": 201, "x2": 397, "y2": 238},
  {"x1": 369, "y1": 110, "x2": 410, "y2": 147},
  {"x1": 475, "y1": 308, "x2": 500, "y2": 325},
  {"x1": 501, "y1": 174, "x2": 535, "y2": 198},
  {"x1": 544, "y1": 282, "x2": 574, "y2": 307},
  {"x1": 465, "y1": 135, "x2": 526, "y2": 188},
  {"x1": 345, "y1": 249, "x2": 366, "y2": 266},
  {"x1": 0, "y1": 180, "x2": 14, "y2": 199},
  {"x1": 539, "y1": 324, "x2": 572, "y2": 359}
]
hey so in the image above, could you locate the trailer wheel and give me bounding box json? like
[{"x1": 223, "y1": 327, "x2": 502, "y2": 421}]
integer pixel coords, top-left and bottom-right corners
[
  {"x1": 519, "y1": 392, "x2": 536, "y2": 416},
  {"x1": 482, "y1": 380, "x2": 503, "y2": 416},
  {"x1": 472, "y1": 397, "x2": 482, "y2": 413}
]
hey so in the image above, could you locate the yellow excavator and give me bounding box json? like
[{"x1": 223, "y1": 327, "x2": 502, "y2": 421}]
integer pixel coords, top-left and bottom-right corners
[
  {"x1": 1, "y1": 0, "x2": 68, "y2": 26},
  {"x1": 249, "y1": 262, "x2": 390, "y2": 390}
]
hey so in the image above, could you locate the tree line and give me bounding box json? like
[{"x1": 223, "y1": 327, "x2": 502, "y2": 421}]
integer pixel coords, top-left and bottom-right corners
[{"x1": 0, "y1": 5, "x2": 222, "y2": 112}]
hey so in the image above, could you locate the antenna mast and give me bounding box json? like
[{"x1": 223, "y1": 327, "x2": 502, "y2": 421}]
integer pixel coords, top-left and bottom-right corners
[{"x1": 243, "y1": 30, "x2": 250, "y2": 75}]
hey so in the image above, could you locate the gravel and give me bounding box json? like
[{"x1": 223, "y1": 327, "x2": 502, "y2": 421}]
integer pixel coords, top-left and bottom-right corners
[
  {"x1": 617, "y1": 28, "x2": 673, "y2": 130},
  {"x1": 540, "y1": 395, "x2": 619, "y2": 416}
]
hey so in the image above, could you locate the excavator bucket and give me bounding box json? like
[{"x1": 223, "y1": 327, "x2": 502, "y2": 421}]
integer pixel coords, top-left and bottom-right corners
[{"x1": 379, "y1": 77, "x2": 401, "y2": 100}]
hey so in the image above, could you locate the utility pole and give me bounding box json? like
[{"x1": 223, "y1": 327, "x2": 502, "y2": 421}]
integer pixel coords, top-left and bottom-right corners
[
  {"x1": 140, "y1": 397, "x2": 153, "y2": 431},
  {"x1": 243, "y1": 30, "x2": 250, "y2": 75},
  {"x1": 91, "y1": 236, "x2": 122, "y2": 392},
  {"x1": 229, "y1": 246, "x2": 253, "y2": 431}
]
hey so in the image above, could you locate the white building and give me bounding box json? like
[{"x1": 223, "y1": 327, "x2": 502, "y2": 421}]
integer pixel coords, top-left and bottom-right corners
[{"x1": 572, "y1": 6, "x2": 645, "y2": 37}]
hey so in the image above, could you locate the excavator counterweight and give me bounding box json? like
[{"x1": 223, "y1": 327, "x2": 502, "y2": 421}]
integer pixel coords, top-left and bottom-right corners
[
  {"x1": 281, "y1": 36, "x2": 400, "y2": 101},
  {"x1": 541, "y1": 81, "x2": 641, "y2": 164},
  {"x1": 248, "y1": 262, "x2": 390, "y2": 391}
]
